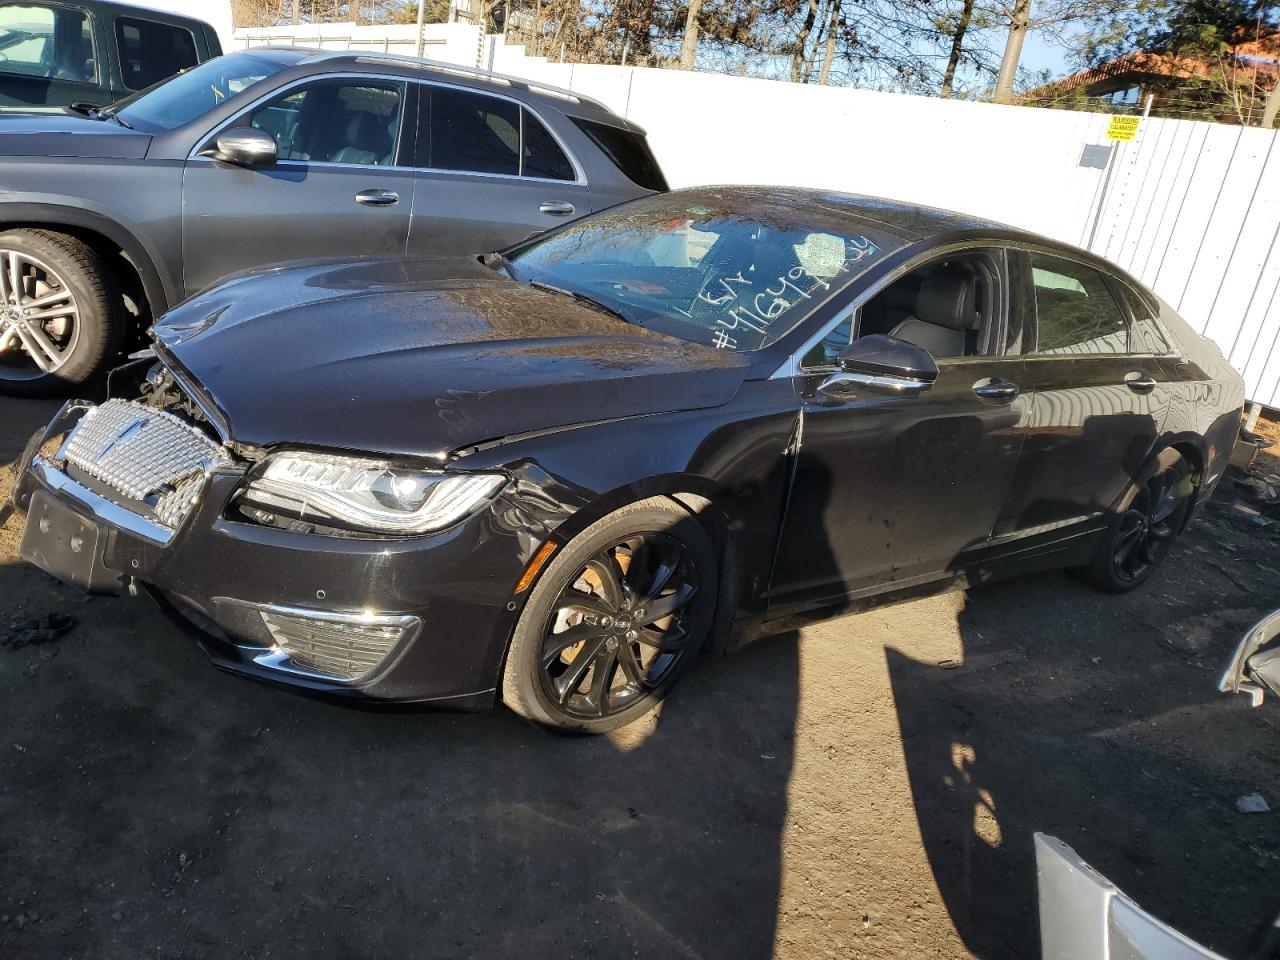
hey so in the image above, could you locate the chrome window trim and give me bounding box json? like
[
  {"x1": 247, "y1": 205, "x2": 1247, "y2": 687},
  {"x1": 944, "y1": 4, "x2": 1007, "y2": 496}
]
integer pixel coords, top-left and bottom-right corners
[
  {"x1": 413, "y1": 77, "x2": 587, "y2": 186},
  {"x1": 186, "y1": 70, "x2": 409, "y2": 165},
  {"x1": 773, "y1": 240, "x2": 1003, "y2": 379},
  {"x1": 1014, "y1": 242, "x2": 1178, "y2": 361}
]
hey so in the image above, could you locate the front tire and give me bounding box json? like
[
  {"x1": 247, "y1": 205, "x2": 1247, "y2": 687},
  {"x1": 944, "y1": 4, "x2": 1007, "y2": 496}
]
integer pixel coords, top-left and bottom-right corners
[
  {"x1": 0, "y1": 229, "x2": 121, "y2": 397},
  {"x1": 501, "y1": 497, "x2": 718, "y2": 734},
  {"x1": 1076, "y1": 449, "x2": 1195, "y2": 593}
]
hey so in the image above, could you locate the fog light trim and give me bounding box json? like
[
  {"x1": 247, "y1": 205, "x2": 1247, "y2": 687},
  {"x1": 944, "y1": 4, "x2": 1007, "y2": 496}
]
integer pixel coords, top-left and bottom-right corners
[{"x1": 251, "y1": 604, "x2": 421, "y2": 683}]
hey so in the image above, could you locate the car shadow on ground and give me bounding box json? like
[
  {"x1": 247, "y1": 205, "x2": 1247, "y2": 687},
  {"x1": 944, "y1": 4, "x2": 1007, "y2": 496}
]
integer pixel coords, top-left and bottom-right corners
[{"x1": 890, "y1": 529, "x2": 1280, "y2": 959}]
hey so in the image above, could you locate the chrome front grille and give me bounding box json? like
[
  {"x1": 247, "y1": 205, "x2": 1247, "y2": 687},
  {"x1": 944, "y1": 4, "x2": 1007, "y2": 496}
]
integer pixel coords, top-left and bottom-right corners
[
  {"x1": 259, "y1": 607, "x2": 420, "y2": 682},
  {"x1": 60, "y1": 399, "x2": 228, "y2": 531}
]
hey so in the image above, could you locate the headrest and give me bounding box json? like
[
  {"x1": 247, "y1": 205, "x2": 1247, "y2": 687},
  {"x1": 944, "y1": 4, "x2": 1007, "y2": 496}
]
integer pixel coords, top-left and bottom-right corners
[
  {"x1": 916, "y1": 267, "x2": 978, "y2": 331},
  {"x1": 344, "y1": 111, "x2": 386, "y2": 144}
]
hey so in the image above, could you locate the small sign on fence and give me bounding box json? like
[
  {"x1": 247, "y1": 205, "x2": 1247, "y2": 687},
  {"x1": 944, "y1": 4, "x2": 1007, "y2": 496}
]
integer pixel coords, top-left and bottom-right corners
[
  {"x1": 1106, "y1": 116, "x2": 1141, "y2": 141},
  {"x1": 1079, "y1": 144, "x2": 1114, "y2": 169}
]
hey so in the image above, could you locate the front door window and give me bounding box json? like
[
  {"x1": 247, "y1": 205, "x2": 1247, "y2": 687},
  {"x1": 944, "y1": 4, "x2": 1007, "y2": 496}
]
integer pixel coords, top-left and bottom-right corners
[{"x1": 250, "y1": 80, "x2": 404, "y2": 167}]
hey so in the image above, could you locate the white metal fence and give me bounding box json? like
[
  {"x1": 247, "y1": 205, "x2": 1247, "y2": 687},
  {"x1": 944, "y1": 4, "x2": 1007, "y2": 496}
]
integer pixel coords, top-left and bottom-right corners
[{"x1": 237, "y1": 25, "x2": 1280, "y2": 406}]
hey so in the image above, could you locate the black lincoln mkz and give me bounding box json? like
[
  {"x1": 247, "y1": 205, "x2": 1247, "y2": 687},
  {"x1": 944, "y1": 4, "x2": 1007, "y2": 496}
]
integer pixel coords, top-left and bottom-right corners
[{"x1": 14, "y1": 187, "x2": 1245, "y2": 732}]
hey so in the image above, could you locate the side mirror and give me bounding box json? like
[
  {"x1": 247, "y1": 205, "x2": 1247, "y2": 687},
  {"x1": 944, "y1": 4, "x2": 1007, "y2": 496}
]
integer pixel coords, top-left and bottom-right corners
[
  {"x1": 200, "y1": 127, "x2": 277, "y2": 168},
  {"x1": 817, "y1": 334, "x2": 938, "y2": 400}
]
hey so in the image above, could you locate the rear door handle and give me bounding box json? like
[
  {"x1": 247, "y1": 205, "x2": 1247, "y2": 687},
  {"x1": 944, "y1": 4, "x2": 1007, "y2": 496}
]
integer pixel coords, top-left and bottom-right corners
[
  {"x1": 355, "y1": 189, "x2": 399, "y2": 206},
  {"x1": 1124, "y1": 372, "x2": 1158, "y2": 394},
  {"x1": 972, "y1": 378, "x2": 1020, "y2": 403},
  {"x1": 539, "y1": 201, "x2": 576, "y2": 217}
]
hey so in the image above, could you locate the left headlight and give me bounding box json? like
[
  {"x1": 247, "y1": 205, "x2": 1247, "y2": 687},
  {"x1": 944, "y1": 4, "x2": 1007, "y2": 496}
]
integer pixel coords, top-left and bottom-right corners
[{"x1": 237, "y1": 451, "x2": 506, "y2": 536}]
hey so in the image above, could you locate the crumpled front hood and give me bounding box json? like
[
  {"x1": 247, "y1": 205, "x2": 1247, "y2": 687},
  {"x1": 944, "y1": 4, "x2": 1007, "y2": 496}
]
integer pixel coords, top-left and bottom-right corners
[
  {"x1": 0, "y1": 112, "x2": 152, "y2": 159},
  {"x1": 153, "y1": 257, "x2": 749, "y2": 459}
]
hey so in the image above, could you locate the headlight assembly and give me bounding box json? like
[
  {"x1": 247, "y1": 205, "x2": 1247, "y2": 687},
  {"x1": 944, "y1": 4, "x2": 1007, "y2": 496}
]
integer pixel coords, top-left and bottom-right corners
[{"x1": 237, "y1": 451, "x2": 506, "y2": 536}]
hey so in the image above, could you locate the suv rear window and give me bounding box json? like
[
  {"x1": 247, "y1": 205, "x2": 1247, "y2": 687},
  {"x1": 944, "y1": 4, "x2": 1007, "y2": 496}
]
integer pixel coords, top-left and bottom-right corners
[
  {"x1": 571, "y1": 117, "x2": 667, "y2": 192},
  {"x1": 115, "y1": 17, "x2": 197, "y2": 91}
]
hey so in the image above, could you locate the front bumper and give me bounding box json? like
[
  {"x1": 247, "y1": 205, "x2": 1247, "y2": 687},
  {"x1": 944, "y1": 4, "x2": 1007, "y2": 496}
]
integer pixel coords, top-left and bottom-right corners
[{"x1": 14, "y1": 403, "x2": 530, "y2": 707}]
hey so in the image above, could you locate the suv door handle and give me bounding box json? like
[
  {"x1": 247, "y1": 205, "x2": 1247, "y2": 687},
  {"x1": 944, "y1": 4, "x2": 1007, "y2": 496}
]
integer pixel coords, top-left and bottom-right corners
[
  {"x1": 1124, "y1": 372, "x2": 1158, "y2": 394},
  {"x1": 972, "y1": 378, "x2": 1020, "y2": 403},
  {"x1": 355, "y1": 189, "x2": 399, "y2": 206},
  {"x1": 539, "y1": 201, "x2": 575, "y2": 217}
]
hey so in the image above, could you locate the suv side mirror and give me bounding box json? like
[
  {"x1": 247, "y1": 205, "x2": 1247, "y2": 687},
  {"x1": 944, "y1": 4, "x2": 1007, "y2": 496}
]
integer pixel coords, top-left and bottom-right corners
[
  {"x1": 817, "y1": 334, "x2": 938, "y2": 401},
  {"x1": 201, "y1": 128, "x2": 277, "y2": 168}
]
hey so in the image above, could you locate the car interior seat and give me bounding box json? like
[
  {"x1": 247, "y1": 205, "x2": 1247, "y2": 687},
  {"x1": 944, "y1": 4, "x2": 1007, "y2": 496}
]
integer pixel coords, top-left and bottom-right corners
[
  {"x1": 888, "y1": 265, "x2": 980, "y2": 358},
  {"x1": 52, "y1": 37, "x2": 92, "y2": 81},
  {"x1": 329, "y1": 111, "x2": 392, "y2": 166}
]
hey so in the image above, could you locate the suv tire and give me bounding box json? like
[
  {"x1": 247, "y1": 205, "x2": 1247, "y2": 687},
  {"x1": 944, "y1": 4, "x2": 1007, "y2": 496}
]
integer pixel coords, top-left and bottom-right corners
[{"x1": 0, "y1": 229, "x2": 120, "y2": 397}]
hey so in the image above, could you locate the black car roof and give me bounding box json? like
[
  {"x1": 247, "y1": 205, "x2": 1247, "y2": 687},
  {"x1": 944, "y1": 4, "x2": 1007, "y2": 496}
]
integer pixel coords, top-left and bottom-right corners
[{"x1": 655, "y1": 185, "x2": 1002, "y2": 244}]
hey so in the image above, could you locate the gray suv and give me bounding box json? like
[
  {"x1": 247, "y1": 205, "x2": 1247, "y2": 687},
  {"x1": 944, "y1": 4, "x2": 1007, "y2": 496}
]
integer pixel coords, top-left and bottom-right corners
[{"x1": 0, "y1": 47, "x2": 668, "y2": 395}]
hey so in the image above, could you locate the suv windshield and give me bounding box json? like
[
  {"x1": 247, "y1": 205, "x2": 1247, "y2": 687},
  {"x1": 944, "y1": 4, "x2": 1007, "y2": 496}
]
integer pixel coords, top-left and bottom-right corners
[
  {"x1": 108, "y1": 52, "x2": 289, "y2": 132},
  {"x1": 509, "y1": 195, "x2": 886, "y2": 352}
]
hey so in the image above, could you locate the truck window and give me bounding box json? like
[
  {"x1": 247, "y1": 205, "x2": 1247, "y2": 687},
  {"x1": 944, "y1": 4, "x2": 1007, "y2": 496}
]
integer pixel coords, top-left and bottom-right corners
[
  {"x1": 115, "y1": 16, "x2": 197, "y2": 91},
  {"x1": 0, "y1": 3, "x2": 95, "y2": 82}
]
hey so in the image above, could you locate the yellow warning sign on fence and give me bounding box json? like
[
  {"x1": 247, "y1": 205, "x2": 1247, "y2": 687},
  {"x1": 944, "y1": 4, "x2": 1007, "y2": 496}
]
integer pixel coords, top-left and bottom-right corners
[{"x1": 1106, "y1": 116, "x2": 1141, "y2": 141}]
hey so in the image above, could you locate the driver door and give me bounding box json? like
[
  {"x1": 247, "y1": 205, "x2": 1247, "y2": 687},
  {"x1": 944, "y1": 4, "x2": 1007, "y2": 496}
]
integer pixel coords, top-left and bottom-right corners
[
  {"x1": 768, "y1": 248, "x2": 1030, "y2": 611},
  {"x1": 181, "y1": 77, "x2": 414, "y2": 297}
]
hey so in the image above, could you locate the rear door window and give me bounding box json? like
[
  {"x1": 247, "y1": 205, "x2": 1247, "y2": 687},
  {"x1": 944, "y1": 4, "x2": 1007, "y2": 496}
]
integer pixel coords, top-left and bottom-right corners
[
  {"x1": 115, "y1": 17, "x2": 198, "y2": 91},
  {"x1": 0, "y1": 3, "x2": 94, "y2": 82},
  {"x1": 1120, "y1": 285, "x2": 1172, "y2": 354},
  {"x1": 1030, "y1": 253, "x2": 1131, "y2": 355},
  {"x1": 424, "y1": 86, "x2": 521, "y2": 176}
]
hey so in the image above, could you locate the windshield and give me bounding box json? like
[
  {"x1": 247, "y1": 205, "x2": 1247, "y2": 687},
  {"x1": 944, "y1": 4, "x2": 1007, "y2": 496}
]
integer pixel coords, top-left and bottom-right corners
[
  {"x1": 508, "y1": 195, "x2": 886, "y2": 352},
  {"x1": 109, "y1": 52, "x2": 290, "y2": 133}
]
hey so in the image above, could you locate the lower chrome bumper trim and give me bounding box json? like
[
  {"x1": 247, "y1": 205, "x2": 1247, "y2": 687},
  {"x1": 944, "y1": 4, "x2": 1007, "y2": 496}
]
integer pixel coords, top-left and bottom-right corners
[{"x1": 31, "y1": 456, "x2": 174, "y2": 544}]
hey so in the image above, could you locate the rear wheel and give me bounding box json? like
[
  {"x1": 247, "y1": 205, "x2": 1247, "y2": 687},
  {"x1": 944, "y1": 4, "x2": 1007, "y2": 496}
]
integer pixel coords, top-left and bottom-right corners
[
  {"x1": 501, "y1": 498, "x2": 717, "y2": 734},
  {"x1": 1077, "y1": 449, "x2": 1195, "y2": 593},
  {"x1": 0, "y1": 229, "x2": 120, "y2": 397}
]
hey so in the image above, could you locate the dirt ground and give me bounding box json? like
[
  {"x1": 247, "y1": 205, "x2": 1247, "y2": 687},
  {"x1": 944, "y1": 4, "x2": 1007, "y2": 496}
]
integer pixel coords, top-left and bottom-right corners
[{"x1": 2, "y1": 395, "x2": 1280, "y2": 960}]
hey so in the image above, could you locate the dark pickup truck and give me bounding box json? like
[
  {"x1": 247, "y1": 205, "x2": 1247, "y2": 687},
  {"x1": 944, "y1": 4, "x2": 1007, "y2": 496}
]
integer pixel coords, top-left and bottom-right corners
[{"x1": 0, "y1": 0, "x2": 222, "y2": 111}]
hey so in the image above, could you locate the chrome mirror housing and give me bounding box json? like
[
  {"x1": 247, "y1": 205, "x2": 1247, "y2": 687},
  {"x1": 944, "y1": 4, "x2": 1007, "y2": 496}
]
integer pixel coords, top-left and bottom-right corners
[
  {"x1": 818, "y1": 334, "x2": 938, "y2": 400},
  {"x1": 202, "y1": 127, "x2": 278, "y2": 168}
]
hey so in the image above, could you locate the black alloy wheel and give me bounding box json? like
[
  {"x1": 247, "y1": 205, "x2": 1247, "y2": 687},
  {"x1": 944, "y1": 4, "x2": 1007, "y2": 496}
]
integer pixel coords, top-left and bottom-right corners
[
  {"x1": 1079, "y1": 449, "x2": 1195, "y2": 593},
  {"x1": 540, "y1": 532, "x2": 699, "y2": 719},
  {"x1": 502, "y1": 498, "x2": 717, "y2": 733}
]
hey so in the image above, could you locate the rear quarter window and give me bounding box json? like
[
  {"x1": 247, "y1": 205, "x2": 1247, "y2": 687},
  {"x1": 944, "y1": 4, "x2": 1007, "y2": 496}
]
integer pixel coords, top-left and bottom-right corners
[
  {"x1": 571, "y1": 116, "x2": 668, "y2": 192},
  {"x1": 115, "y1": 17, "x2": 197, "y2": 91}
]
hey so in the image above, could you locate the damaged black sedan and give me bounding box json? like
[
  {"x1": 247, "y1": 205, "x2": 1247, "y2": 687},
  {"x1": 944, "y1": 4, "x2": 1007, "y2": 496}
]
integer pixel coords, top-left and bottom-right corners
[{"x1": 13, "y1": 187, "x2": 1245, "y2": 732}]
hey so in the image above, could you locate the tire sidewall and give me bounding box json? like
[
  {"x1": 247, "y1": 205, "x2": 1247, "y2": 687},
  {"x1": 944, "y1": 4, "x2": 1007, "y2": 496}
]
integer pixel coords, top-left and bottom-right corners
[
  {"x1": 502, "y1": 499, "x2": 718, "y2": 734},
  {"x1": 0, "y1": 230, "x2": 117, "y2": 396}
]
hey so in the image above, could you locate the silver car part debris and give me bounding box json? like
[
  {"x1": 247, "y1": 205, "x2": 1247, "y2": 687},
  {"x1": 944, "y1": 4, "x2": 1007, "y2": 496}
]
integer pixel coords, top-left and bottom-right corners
[
  {"x1": 1036, "y1": 833, "x2": 1227, "y2": 960},
  {"x1": 1218, "y1": 609, "x2": 1280, "y2": 707}
]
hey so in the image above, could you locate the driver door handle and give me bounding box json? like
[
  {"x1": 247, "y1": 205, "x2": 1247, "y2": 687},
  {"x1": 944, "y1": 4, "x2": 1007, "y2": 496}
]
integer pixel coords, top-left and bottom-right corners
[
  {"x1": 355, "y1": 189, "x2": 399, "y2": 206},
  {"x1": 972, "y1": 378, "x2": 1020, "y2": 403},
  {"x1": 539, "y1": 201, "x2": 576, "y2": 217},
  {"x1": 1124, "y1": 372, "x2": 1158, "y2": 394}
]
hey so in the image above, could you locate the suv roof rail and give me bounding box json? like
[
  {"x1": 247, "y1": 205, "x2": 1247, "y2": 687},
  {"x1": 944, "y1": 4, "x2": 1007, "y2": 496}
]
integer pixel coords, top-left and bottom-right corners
[{"x1": 314, "y1": 50, "x2": 614, "y2": 113}]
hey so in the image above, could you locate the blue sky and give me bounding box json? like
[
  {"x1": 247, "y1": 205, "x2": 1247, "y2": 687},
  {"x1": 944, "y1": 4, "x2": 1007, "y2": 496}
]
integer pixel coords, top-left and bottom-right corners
[{"x1": 1021, "y1": 29, "x2": 1073, "y2": 79}]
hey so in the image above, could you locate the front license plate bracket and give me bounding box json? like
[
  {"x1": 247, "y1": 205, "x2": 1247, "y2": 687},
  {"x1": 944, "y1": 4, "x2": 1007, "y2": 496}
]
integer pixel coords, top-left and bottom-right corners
[{"x1": 20, "y1": 491, "x2": 125, "y2": 595}]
